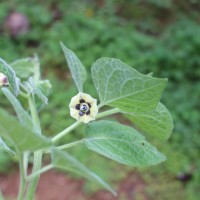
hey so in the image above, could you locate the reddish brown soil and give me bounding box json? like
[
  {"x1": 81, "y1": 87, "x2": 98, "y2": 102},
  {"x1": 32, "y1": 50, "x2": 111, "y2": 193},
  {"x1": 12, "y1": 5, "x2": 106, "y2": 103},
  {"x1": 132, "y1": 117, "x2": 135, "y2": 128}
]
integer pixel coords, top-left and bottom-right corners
[{"x1": 0, "y1": 170, "x2": 148, "y2": 200}]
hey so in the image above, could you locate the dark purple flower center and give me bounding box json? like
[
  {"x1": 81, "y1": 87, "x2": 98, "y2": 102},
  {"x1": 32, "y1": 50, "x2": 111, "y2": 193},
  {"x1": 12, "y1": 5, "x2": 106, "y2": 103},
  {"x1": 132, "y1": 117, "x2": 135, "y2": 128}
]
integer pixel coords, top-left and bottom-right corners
[{"x1": 75, "y1": 100, "x2": 91, "y2": 116}]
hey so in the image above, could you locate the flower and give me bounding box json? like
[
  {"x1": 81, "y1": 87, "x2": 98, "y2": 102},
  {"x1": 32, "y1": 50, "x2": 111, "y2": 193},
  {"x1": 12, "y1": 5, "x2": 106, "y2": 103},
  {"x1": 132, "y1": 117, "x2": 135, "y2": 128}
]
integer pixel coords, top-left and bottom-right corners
[
  {"x1": 0, "y1": 73, "x2": 9, "y2": 87},
  {"x1": 69, "y1": 92, "x2": 98, "y2": 123}
]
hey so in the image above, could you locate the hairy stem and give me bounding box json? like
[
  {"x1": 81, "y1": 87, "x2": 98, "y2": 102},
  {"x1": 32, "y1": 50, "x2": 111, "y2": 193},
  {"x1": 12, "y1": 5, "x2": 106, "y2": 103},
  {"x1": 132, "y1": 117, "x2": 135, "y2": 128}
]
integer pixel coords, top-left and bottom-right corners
[
  {"x1": 52, "y1": 121, "x2": 81, "y2": 143},
  {"x1": 23, "y1": 152, "x2": 30, "y2": 177},
  {"x1": 57, "y1": 140, "x2": 84, "y2": 150},
  {"x1": 19, "y1": 91, "x2": 29, "y2": 99},
  {"x1": 51, "y1": 108, "x2": 120, "y2": 143},
  {"x1": 17, "y1": 153, "x2": 26, "y2": 200},
  {"x1": 26, "y1": 164, "x2": 53, "y2": 181},
  {"x1": 28, "y1": 95, "x2": 41, "y2": 130},
  {"x1": 25, "y1": 95, "x2": 42, "y2": 200},
  {"x1": 96, "y1": 108, "x2": 120, "y2": 119}
]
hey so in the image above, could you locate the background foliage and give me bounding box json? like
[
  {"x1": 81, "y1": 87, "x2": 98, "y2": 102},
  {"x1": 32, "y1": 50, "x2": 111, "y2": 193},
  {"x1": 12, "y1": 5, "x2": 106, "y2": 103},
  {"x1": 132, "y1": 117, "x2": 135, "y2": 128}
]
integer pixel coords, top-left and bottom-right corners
[{"x1": 0, "y1": 0, "x2": 199, "y2": 199}]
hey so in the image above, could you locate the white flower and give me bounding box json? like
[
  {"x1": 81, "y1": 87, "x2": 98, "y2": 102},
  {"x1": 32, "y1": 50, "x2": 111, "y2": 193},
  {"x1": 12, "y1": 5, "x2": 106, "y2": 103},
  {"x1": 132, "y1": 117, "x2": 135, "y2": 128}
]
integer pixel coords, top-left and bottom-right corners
[
  {"x1": 0, "y1": 73, "x2": 9, "y2": 87},
  {"x1": 69, "y1": 92, "x2": 98, "y2": 123}
]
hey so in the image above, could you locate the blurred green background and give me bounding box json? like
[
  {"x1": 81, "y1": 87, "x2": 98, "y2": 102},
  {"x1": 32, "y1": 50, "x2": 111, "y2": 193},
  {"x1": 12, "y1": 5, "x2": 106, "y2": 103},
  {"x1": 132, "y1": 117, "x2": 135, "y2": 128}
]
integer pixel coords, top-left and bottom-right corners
[{"x1": 0, "y1": 0, "x2": 200, "y2": 199}]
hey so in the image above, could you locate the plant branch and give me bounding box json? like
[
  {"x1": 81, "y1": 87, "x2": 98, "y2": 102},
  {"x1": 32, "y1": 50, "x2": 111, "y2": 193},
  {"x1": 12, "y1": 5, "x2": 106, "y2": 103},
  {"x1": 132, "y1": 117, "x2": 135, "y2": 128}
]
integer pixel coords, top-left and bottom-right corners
[
  {"x1": 96, "y1": 108, "x2": 120, "y2": 119},
  {"x1": 19, "y1": 91, "x2": 29, "y2": 99},
  {"x1": 57, "y1": 140, "x2": 84, "y2": 150},
  {"x1": 25, "y1": 95, "x2": 42, "y2": 200},
  {"x1": 23, "y1": 152, "x2": 30, "y2": 177},
  {"x1": 51, "y1": 108, "x2": 120, "y2": 143},
  {"x1": 28, "y1": 95, "x2": 41, "y2": 130},
  {"x1": 52, "y1": 121, "x2": 81, "y2": 143},
  {"x1": 26, "y1": 164, "x2": 53, "y2": 181},
  {"x1": 19, "y1": 83, "x2": 28, "y2": 93},
  {"x1": 17, "y1": 153, "x2": 26, "y2": 200}
]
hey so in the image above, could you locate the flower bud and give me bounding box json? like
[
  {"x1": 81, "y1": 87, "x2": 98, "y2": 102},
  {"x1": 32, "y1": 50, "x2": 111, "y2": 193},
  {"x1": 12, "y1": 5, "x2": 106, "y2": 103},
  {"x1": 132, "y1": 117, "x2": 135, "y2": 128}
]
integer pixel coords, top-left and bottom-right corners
[{"x1": 0, "y1": 73, "x2": 9, "y2": 87}]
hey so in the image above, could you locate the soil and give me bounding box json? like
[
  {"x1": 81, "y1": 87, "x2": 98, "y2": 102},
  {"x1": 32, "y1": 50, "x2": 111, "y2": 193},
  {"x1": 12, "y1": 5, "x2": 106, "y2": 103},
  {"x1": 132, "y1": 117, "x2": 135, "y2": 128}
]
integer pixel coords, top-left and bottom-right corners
[{"x1": 0, "y1": 169, "x2": 148, "y2": 200}]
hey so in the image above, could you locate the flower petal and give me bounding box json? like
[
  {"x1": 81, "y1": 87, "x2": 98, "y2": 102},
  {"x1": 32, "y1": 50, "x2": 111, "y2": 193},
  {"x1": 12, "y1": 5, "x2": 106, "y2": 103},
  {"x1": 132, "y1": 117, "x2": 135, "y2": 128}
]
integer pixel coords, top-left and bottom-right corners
[
  {"x1": 80, "y1": 93, "x2": 96, "y2": 104},
  {"x1": 70, "y1": 108, "x2": 79, "y2": 120},
  {"x1": 79, "y1": 114, "x2": 95, "y2": 123},
  {"x1": 69, "y1": 93, "x2": 81, "y2": 108},
  {"x1": 90, "y1": 100, "x2": 98, "y2": 118}
]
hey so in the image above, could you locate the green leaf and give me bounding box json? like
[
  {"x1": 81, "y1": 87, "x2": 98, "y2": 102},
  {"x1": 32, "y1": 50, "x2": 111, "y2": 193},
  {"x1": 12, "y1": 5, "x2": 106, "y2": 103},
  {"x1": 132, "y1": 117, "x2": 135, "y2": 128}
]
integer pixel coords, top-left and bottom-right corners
[
  {"x1": 10, "y1": 55, "x2": 39, "y2": 79},
  {"x1": 1, "y1": 87, "x2": 40, "y2": 134},
  {"x1": 38, "y1": 80, "x2": 52, "y2": 97},
  {"x1": 60, "y1": 42, "x2": 87, "y2": 92},
  {"x1": 0, "y1": 58, "x2": 19, "y2": 96},
  {"x1": 124, "y1": 102, "x2": 174, "y2": 140},
  {"x1": 24, "y1": 77, "x2": 48, "y2": 104},
  {"x1": 51, "y1": 148, "x2": 116, "y2": 196},
  {"x1": 84, "y1": 120, "x2": 166, "y2": 167},
  {"x1": 91, "y1": 58, "x2": 167, "y2": 113},
  {"x1": 29, "y1": 77, "x2": 48, "y2": 104},
  {"x1": 0, "y1": 108, "x2": 51, "y2": 152},
  {"x1": 147, "y1": 72, "x2": 153, "y2": 77},
  {"x1": 0, "y1": 137, "x2": 15, "y2": 155}
]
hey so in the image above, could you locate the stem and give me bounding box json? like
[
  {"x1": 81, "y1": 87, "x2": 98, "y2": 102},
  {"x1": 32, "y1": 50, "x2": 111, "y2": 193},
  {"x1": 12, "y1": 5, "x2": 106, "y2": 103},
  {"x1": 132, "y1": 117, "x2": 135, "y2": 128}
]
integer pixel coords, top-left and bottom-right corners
[
  {"x1": 26, "y1": 164, "x2": 53, "y2": 181},
  {"x1": 25, "y1": 95, "x2": 42, "y2": 200},
  {"x1": 19, "y1": 91, "x2": 29, "y2": 99},
  {"x1": 96, "y1": 108, "x2": 120, "y2": 119},
  {"x1": 28, "y1": 96, "x2": 41, "y2": 130},
  {"x1": 20, "y1": 83, "x2": 28, "y2": 93},
  {"x1": 17, "y1": 154, "x2": 26, "y2": 200},
  {"x1": 33, "y1": 55, "x2": 40, "y2": 83},
  {"x1": 23, "y1": 152, "x2": 30, "y2": 177},
  {"x1": 25, "y1": 152, "x2": 42, "y2": 200},
  {"x1": 52, "y1": 121, "x2": 81, "y2": 143},
  {"x1": 51, "y1": 108, "x2": 120, "y2": 143},
  {"x1": 57, "y1": 140, "x2": 84, "y2": 151}
]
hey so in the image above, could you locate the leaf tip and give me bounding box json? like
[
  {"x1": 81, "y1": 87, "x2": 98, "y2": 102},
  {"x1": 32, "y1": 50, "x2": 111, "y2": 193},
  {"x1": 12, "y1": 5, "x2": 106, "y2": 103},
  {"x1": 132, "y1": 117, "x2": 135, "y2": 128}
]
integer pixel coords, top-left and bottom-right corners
[
  {"x1": 60, "y1": 41, "x2": 66, "y2": 50},
  {"x1": 60, "y1": 41, "x2": 68, "y2": 50},
  {"x1": 59, "y1": 41, "x2": 64, "y2": 45}
]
